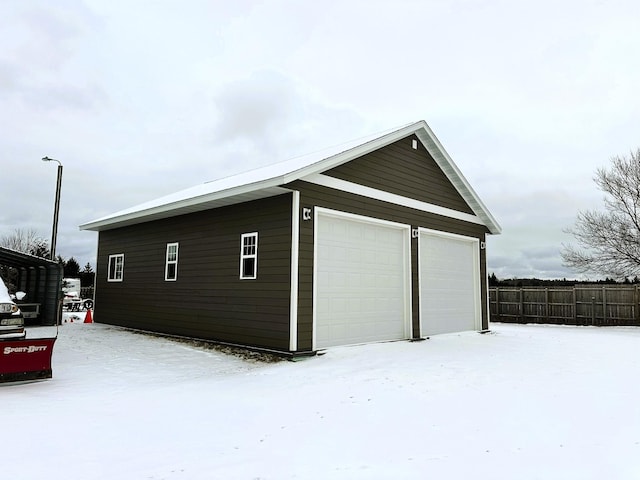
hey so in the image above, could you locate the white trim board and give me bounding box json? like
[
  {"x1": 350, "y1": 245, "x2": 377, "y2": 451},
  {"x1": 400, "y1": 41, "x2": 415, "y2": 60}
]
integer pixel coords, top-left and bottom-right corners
[
  {"x1": 289, "y1": 191, "x2": 300, "y2": 352},
  {"x1": 304, "y1": 173, "x2": 485, "y2": 226}
]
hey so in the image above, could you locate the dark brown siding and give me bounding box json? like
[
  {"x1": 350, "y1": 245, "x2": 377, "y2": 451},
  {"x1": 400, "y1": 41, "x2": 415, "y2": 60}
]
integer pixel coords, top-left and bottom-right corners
[
  {"x1": 94, "y1": 194, "x2": 293, "y2": 351},
  {"x1": 296, "y1": 204, "x2": 314, "y2": 351},
  {"x1": 288, "y1": 180, "x2": 489, "y2": 351},
  {"x1": 325, "y1": 135, "x2": 475, "y2": 214}
]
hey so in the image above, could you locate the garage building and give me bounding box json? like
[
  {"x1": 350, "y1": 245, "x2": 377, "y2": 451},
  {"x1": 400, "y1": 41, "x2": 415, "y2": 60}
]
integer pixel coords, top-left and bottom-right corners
[{"x1": 80, "y1": 121, "x2": 501, "y2": 354}]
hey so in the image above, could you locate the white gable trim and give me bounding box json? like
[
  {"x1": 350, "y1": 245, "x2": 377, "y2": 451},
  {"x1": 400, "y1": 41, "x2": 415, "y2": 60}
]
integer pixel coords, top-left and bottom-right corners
[
  {"x1": 303, "y1": 173, "x2": 486, "y2": 227},
  {"x1": 415, "y1": 124, "x2": 501, "y2": 234}
]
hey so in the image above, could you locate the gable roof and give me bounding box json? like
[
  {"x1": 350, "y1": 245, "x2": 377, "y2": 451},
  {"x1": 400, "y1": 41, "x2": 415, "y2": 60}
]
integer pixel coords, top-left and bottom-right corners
[{"x1": 80, "y1": 120, "x2": 501, "y2": 234}]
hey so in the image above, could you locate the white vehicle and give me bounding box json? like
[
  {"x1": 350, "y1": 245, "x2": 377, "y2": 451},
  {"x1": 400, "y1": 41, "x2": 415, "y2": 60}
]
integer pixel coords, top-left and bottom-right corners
[
  {"x1": 1, "y1": 277, "x2": 26, "y2": 339},
  {"x1": 62, "y1": 278, "x2": 93, "y2": 311}
]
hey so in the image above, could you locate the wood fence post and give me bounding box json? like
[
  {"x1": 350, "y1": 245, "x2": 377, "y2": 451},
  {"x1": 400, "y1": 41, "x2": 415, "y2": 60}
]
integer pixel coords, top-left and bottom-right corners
[
  {"x1": 495, "y1": 287, "x2": 501, "y2": 321},
  {"x1": 635, "y1": 285, "x2": 640, "y2": 325},
  {"x1": 602, "y1": 286, "x2": 607, "y2": 326},
  {"x1": 572, "y1": 287, "x2": 577, "y2": 324},
  {"x1": 544, "y1": 288, "x2": 549, "y2": 322},
  {"x1": 591, "y1": 296, "x2": 596, "y2": 325},
  {"x1": 519, "y1": 288, "x2": 524, "y2": 322}
]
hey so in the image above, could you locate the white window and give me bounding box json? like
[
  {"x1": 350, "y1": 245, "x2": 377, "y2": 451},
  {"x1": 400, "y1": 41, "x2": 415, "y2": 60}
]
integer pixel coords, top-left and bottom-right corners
[
  {"x1": 165, "y1": 243, "x2": 179, "y2": 281},
  {"x1": 108, "y1": 254, "x2": 124, "y2": 282},
  {"x1": 240, "y1": 232, "x2": 258, "y2": 279}
]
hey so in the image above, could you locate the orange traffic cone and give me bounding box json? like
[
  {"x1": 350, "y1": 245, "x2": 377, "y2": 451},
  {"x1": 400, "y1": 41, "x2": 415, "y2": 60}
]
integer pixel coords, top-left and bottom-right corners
[{"x1": 84, "y1": 309, "x2": 93, "y2": 324}]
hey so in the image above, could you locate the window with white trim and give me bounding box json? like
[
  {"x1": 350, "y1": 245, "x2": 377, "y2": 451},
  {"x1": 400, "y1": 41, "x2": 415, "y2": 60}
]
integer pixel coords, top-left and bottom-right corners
[
  {"x1": 165, "y1": 242, "x2": 179, "y2": 281},
  {"x1": 240, "y1": 232, "x2": 258, "y2": 279},
  {"x1": 108, "y1": 254, "x2": 124, "y2": 282}
]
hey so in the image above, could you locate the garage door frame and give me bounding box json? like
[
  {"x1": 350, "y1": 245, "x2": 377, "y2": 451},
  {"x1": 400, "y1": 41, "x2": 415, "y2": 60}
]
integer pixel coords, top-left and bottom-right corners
[
  {"x1": 312, "y1": 207, "x2": 412, "y2": 350},
  {"x1": 418, "y1": 227, "x2": 481, "y2": 337}
]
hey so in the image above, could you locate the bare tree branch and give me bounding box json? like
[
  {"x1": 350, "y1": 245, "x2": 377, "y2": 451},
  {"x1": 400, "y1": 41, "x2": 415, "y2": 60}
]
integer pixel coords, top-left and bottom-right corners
[
  {"x1": 0, "y1": 228, "x2": 50, "y2": 257},
  {"x1": 562, "y1": 149, "x2": 640, "y2": 279}
]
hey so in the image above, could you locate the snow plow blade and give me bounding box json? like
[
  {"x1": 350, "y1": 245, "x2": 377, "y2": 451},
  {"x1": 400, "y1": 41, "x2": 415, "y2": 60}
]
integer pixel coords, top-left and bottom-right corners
[{"x1": 0, "y1": 337, "x2": 56, "y2": 383}]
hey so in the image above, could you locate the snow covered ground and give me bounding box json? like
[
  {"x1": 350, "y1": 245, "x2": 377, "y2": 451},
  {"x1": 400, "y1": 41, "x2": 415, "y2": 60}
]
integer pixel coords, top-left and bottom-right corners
[{"x1": 4, "y1": 315, "x2": 640, "y2": 480}]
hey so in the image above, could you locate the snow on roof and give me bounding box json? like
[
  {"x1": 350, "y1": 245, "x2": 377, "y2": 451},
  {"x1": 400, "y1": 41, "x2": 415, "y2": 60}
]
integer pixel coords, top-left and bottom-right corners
[
  {"x1": 0, "y1": 246, "x2": 60, "y2": 268},
  {"x1": 80, "y1": 121, "x2": 501, "y2": 234}
]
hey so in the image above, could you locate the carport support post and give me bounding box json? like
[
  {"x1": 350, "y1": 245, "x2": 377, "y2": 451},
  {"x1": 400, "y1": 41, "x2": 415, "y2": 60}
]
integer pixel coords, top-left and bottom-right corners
[
  {"x1": 42, "y1": 157, "x2": 63, "y2": 260},
  {"x1": 51, "y1": 163, "x2": 62, "y2": 259}
]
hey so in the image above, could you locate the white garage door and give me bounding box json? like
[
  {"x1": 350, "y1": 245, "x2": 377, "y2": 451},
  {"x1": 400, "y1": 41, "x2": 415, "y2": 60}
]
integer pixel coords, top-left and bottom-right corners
[
  {"x1": 420, "y1": 229, "x2": 480, "y2": 336},
  {"x1": 315, "y1": 210, "x2": 410, "y2": 349}
]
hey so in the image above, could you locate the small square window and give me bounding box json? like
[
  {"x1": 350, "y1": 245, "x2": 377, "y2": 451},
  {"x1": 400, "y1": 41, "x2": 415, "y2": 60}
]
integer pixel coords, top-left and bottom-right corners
[
  {"x1": 108, "y1": 254, "x2": 124, "y2": 282},
  {"x1": 165, "y1": 243, "x2": 179, "y2": 281},
  {"x1": 240, "y1": 233, "x2": 258, "y2": 279}
]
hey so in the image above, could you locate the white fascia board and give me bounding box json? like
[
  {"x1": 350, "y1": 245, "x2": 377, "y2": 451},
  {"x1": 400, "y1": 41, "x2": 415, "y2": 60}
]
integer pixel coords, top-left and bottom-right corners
[
  {"x1": 304, "y1": 174, "x2": 487, "y2": 227},
  {"x1": 80, "y1": 179, "x2": 291, "y2": 231}
]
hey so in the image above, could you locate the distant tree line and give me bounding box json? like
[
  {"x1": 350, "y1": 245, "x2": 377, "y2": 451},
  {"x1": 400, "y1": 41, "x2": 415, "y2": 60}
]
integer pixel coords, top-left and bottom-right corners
[{"x1": 489, "y1": 273, "x2": 640, "y2": 288}]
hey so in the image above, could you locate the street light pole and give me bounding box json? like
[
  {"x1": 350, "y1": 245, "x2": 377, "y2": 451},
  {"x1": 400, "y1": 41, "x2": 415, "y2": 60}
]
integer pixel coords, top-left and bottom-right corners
[{"x1": 42, "y1": 156, "x2": 63, "y2": 260}]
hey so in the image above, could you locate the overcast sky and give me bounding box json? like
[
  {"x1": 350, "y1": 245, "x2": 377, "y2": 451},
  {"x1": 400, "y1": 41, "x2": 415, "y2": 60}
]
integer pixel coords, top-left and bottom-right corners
[{"x1": 2, "y1": 0, "x2": 639, "y2": 279}]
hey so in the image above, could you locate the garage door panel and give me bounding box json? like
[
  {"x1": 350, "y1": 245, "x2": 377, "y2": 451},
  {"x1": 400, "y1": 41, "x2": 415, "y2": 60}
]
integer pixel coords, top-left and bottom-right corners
[
  {"x1": 315, "y1": 212, "x2": 409, "y2": 349},
  {"x1": 420, "y1": 231, "x2": 480, "y2": 336}
]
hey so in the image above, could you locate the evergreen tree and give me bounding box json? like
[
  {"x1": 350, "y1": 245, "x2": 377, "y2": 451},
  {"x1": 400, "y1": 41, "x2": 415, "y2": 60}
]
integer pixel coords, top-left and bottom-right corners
[
  {"x1": 64, "y1": 257, "x2": 81, "y2": 277},
  {"x1": 79, "y1": 262, "x2": 95, "y2": 287}
]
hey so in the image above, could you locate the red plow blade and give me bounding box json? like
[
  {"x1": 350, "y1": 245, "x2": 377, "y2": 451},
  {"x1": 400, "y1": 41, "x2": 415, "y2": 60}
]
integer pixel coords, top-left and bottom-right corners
[{"x1": 1, "y1": 337, "x2": 56, "y2": 383}]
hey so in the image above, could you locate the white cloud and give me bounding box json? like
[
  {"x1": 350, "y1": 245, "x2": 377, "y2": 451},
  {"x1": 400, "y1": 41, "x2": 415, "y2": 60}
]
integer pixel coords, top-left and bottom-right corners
[{"x1": 1, "y1": 0, "x2": 639, "y2": 277}]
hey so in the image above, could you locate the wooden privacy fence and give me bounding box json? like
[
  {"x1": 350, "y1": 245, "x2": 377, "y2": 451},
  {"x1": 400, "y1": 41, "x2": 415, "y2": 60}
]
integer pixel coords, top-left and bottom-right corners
[{"x1": 489, "y1": 286, "x2": 640, "y2": 326}]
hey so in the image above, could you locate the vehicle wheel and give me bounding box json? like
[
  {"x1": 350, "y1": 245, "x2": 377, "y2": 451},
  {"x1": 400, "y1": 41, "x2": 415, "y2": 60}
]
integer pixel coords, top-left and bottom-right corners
[{"x1": 84, "y1": 299, "x2": 94, "y2": 310}]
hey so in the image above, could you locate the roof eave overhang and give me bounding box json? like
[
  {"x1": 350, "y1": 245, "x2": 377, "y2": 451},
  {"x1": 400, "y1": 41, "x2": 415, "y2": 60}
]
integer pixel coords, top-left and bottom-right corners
[{"x1": 80, "y1": 180, "x2": 293, "y2": 232}]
